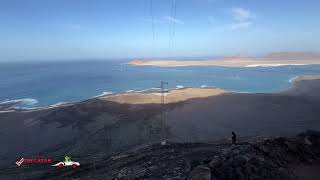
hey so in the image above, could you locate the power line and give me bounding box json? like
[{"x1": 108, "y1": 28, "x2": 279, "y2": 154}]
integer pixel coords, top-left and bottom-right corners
[
  {"x1": 169, "y1": 0, "x2": 174, "y2": 57},
  {"x1": 169, "y1": 0, "x2": 177, "y2": 57},
  {"x1": 160, "y1": 81, "x2": 168, "y2": 140},
  {"x1": 150, "y1": 0, "x2": 156, "y2": 57},
  {"x1": 172, "y1": 0, "x2": 177, "y2": 54}
]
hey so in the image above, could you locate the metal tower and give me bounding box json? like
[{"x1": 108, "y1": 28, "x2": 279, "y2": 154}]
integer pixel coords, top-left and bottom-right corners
[{"x1": 160, "y1": 81, "x2": 168, "y2": 139}]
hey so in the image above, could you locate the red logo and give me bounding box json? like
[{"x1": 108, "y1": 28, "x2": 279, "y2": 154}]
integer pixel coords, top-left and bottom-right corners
[
  {"x1": 15, "y1": 157, "x2": 52, "y2": 166},
  {"x1": 15, "y1": 158, "x2": 24, "y2": 166}
]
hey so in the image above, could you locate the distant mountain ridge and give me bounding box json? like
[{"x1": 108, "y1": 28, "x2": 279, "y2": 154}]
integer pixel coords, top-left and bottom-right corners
[
  {"x1": 263, "y1": 52, "x2": 320, "y2": 60},
  {"x1": 222, "y1": 52, "x2": 320, "y2": 60}
]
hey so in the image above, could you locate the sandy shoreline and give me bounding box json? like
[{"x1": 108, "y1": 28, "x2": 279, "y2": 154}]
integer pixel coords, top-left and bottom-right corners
[
  {"x1": 129, "y1": 59, "x2": 320, "y2": 67},
  {"x1": 1, "y1": 75, "x2": 319, "y2": 112},
  {"x1": 1, "y1": 74, "x2": 320, "y2": 174},
  {"x1": 292, "y1": 75, "x2": 320, "y2": 82},
  {"x1": 99, "y1": 75, "x2": 320, "y2": 104},
  {"x1": 99, "y1": 87, "x2": 229, "y2": 104}
]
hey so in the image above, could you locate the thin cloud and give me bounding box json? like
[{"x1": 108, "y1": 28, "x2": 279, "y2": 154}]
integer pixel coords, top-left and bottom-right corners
[
  {"x1": 209, "y1": 7, "x2": 255, "y2": 30},
  {"x1": 228, "y1": 7, "x2": 255, "y2": 30},
  {"x1": 231, "y1": 7, "x2": 255, "y2": 22}
]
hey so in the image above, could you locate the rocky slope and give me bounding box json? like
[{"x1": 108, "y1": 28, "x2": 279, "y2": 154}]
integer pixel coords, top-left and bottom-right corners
[
  {"x1": 11, "y1": 130, "x2": 320, "y2": 180},
  {"x1": 1, "y1": 78, "x2": 320, "y2": 179}
]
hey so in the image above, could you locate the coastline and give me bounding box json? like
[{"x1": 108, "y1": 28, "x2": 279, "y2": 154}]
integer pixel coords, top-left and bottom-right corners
[
  {"x1": 99, "y1": 87, "x2": 229, "y2": 104},
  {"x1": 1, "y1": 74, "x2": 320, "y2": 174},
  {"x1": 291, "y1": 75, "x2": 320, "y2": 82},
  {"x1": 129, "y1": 59, "x2": 320, "y2": 67},
  {"x1": 1, "y1": 75, "x2": 320, "y2": 112},
  {"x1": 98, "y1": 75, "x2": 320, "y2": 105}
]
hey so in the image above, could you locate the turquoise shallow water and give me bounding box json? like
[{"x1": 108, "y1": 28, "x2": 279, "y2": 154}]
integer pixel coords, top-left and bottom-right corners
[{"x1": 1, "y1": 60, "x2": 320, "y2": 108}]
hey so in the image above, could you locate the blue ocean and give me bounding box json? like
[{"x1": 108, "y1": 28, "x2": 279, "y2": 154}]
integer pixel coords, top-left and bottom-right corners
[{"x1": 1, "y1": 60, "x2": 320, "y2": 108}]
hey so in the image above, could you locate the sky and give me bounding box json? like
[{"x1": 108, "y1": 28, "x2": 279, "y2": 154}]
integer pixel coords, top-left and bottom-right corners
[{"x1": 0, "y1": 0, "x2": 320, "y2": 61}]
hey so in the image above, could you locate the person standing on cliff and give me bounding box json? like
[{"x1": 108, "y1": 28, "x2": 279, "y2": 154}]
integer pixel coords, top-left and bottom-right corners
[{"x1": 232, "y1": 132, "x2": 237, "y2": 145}]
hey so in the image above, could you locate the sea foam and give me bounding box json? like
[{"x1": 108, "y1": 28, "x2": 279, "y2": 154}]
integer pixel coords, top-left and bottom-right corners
[
  {"x1": 49, "y1": 102, "x2": 70, "y2": 107},
  {"x1": 94, "y1": 91, "x2": 114, "y2": 98},
  {"x1": 126, "y1": 90, "x2": 135, "y2": 93},
  {"x1": 245, "y1": 64, "x2": 306, "y2": 67},
  {"x1": 175, "y1": 85, "x2": 184, "y2": 89},
  {"x1": 0, "y1": 98, "x2": 38, "y2": 106},
  {"x1": 289, "y1": 76, "x2": 299, "y2": 83}
]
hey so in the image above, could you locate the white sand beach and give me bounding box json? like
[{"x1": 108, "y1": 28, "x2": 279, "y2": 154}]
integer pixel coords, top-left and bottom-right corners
[{"x1": 129, "y1": 59, "x2": 320, "y2": 68}]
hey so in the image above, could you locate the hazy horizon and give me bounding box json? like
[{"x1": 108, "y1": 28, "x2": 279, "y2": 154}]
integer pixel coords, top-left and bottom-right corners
[{"x1": 1, "y1": 0, "x2": 320, "y2": 61}]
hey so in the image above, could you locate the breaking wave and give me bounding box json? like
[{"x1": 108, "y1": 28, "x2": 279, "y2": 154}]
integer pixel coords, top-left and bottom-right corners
[
  {"x1": 0, "y1": 98, "x2": 38, "y2": 106},
  {"x1": 175, "y1": 85, "x2": 184, "y2": 89},
  {"x1": 93, "y1": 91, "x2": 114, "y2": 98},
  {"x1": 126, "y1": 90, "x2": 135, "y2": 93},
  {"x1": 245, "y1": 64, "x2": 306, "y2": 68},
  {"x1": 200, "y1": 85, "x2": 215, "y2": 88},
  {"x1": 289, "y1": 76, "x2": 299, "y2": 83}
]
